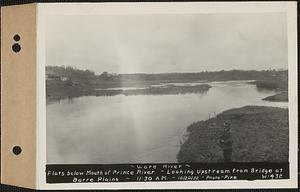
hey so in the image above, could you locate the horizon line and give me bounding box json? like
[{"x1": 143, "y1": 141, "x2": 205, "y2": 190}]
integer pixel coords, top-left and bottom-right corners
[{"x1": 45, "y1": 65, "x2": 288, "y2": 75}]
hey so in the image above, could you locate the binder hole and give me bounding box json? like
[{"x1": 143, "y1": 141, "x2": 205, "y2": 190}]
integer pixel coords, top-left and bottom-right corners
[
  {"x1": 12, "y1": 146, "x2": 22, "y2": 155},
  {"x1": 13, "y1": 34, "x2": 21, "y2": 41},
  {"x1": 12, "y1": 43, "x2": 21, "y2": 53}
]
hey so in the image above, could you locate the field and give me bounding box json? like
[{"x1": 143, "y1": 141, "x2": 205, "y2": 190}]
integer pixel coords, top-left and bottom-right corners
[{"x1": 177, "y1": 106, "x2": 289, "y2": 163}]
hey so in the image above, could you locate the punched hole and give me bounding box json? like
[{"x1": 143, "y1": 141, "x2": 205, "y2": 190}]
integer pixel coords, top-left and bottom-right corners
[
  {"x1": 12, "y1": 146, "x2": 22, "y2": 155},
  {"x1": 13, "y1": 34, "x2": 21, "y2": 42},
  {"x1": 12, "y1": 43, "x2": 21, "y2": 53}
]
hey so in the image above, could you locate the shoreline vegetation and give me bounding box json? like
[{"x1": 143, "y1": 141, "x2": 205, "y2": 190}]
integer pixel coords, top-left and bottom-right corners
[
  {"x1": 46, "y1": 83, "x2": 211, "y2": 99},
  {"x1": 46, "y1": 66, "x2": 288, "y2": 102},
  {"x1": 248, "y1": 80, "x2": 288, "y2": 102},
  {"x1": 46, "y1": 66, "x2": 289, "y2": 163},
  {"x1": 262, "y1": 91, "x2": 288, "y2": 102},
  {"x1": 177, "y1": 106, "x2": 289, "y2": 163}
]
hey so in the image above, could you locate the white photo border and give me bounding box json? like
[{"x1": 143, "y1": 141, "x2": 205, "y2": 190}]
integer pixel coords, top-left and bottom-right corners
[{"x1": 36, "y1": 2, "x2": 298, "y2": 190}]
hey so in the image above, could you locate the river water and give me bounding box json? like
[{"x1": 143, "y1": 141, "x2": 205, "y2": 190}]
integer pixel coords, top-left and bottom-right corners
[{"x1": 46, "y1": 81, "x2": 287, "y2": 164}]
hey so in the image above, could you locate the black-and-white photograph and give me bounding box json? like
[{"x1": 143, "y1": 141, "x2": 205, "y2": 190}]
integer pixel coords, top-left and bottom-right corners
[{"x1": 45, "y1": 12, "x2": 289, "y2": 166}]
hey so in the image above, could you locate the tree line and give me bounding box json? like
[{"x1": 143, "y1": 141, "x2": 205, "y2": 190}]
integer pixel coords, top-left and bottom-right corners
[{"x1": 46, "y1": 66, "x2": 288, "y2": 83}]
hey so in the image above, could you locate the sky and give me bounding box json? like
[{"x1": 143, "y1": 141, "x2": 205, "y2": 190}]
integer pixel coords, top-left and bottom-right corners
[{"x1": 46, "y1": 13, "x2": 287, "y2": 74}]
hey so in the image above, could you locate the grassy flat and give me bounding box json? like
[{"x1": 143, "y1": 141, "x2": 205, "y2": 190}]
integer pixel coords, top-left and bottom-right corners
[
  {"x1": 263, "y1": 92, "x2": 288, "y2": 102},
  {"x1": 177, "y1": 106, "x2": 289, "y2": 163}
]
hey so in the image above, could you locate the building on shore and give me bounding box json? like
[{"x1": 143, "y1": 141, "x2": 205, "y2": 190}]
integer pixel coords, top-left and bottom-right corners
[{"x1": 46, "y1": 70, "x2": 68, "y2": 81}]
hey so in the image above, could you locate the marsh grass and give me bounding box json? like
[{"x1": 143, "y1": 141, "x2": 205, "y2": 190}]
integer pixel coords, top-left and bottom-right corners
[{"x1": 177, "y1": 106, "x2": 289, "y2": 163}]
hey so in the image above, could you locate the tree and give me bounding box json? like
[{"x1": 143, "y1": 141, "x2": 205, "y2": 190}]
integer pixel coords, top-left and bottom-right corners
[{"x1": 100, "y1": 72, "x2": 109, "y2": 80}]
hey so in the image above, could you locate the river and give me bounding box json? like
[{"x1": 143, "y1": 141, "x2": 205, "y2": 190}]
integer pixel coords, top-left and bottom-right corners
[{"x1": 46, "y1": 81, "x2": 287, "y2": 164}]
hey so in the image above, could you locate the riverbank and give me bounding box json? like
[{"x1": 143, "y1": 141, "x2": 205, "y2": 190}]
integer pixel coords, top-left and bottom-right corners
[
  {"x1": 177, "y1": 106, "x2": 288, "y2": 163},
  {"x1": 252, "y1": 80, "x2": 287, "y2": 91},
  {"x1": 46, "y1": 67, "x2": 288, "y2": 101},
  {"x1": 46, "y1": 81, "x2": 211, "y2": 101},
  {"x1": 123, "y1": 84, "x2": 211, "y2": 96},
  {"x1": 263, "y1": 91, "x2": 288, "y2": 102},
  {"x1": 249, "y1": 79, "x2": 288, "y2": 102}
]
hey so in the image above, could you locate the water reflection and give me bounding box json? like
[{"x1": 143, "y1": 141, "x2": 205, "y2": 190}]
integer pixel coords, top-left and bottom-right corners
[{"x1": 47, "y1": 81, "x2": 287, "y2": 164}]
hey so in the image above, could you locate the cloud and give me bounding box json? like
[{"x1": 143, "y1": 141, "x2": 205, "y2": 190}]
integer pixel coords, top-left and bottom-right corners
[{"x1": 46, "y1": 13, "x2": 287, "y2": 74}]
